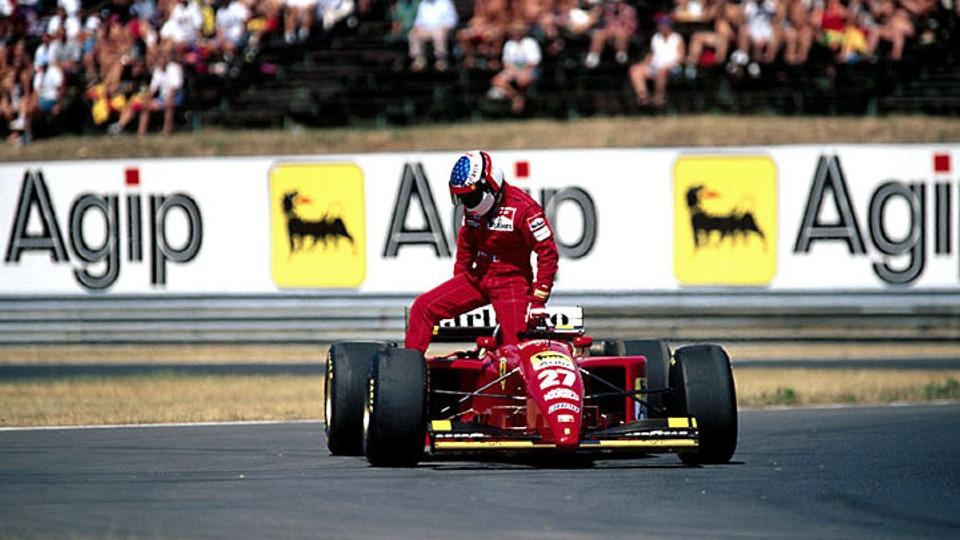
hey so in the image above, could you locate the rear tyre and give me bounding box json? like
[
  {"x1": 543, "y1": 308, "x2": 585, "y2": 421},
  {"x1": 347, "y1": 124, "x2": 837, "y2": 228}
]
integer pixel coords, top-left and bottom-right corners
[
  {"x1": 672, "y1": 344, "x2": 738, "y2": 465},
  {"x1": 324, "y1": 342, "x2": 383, "y2": 456},
  {"x1": 363, "y1": 347, "x2": 427, "y2": 467},
  {"x1": 621, "y1": 340, "x2": 672, "y2": 417}
]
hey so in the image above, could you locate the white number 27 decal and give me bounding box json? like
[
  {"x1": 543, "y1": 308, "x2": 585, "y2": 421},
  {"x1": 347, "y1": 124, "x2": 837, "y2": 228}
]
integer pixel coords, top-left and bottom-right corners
[{"x1": 538, "y1": 368, "x2": 576, "y2": 390}]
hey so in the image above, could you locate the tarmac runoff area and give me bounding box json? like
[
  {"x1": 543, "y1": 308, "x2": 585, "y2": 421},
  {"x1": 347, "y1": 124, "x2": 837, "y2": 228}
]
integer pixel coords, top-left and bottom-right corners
[{"x1": 1, "y1": 403, "x2": 959, "y2": 539}]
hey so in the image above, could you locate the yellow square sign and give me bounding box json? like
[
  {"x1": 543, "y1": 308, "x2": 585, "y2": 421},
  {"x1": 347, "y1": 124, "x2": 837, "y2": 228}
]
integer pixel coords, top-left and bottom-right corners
[
  {"x1": 674, "y1": 155, "x2": 777, "y2": 286},
  {"x1": 270, "y1": 163, "x2": 366, "y2": 288}
]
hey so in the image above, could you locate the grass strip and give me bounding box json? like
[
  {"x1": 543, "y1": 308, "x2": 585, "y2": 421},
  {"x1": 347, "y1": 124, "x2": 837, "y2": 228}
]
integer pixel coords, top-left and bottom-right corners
[
  {"x1": 734, "y1": 368, "x2": 960, "y2": 407},
  {"x1": 1, "y1": 369, "x2": 958, "y2": 427},
  {"x1": 2, "y1": 116, "x2": 958, "y2": 162}
]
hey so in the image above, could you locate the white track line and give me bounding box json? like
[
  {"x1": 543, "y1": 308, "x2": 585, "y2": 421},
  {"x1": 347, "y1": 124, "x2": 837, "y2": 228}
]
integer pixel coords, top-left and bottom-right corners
[{"x1": 0, "y1": 419, "x2": 322, "y2": 432}]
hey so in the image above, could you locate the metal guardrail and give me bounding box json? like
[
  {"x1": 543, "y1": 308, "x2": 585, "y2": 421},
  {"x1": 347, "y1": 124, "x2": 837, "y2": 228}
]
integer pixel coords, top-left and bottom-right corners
[{"x1": 1, "y1": 291, "x2": 959, "y2": 345}]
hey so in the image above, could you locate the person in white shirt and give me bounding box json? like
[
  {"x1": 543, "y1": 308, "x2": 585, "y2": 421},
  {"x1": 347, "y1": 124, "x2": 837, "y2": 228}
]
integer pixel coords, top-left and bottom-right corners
[
  {"x1": 489, "y1": 22, "x2": 541, "y2": 114},
  {"x1": 160, "y1": 0, "x2": 204, "y2": 46},
  {"x1": 629, "y1": 15, "x2": 684, "y2": 106},
  {"x1": 216, "y1": 0, "x2": 251, "y2": 55},
  {"x1": 32, "y1": 60, "x2": 65, "y2": 116},
  {"x1": 284, "y1": 0, "x2": 318, "y2": 43},
  {"x1": 46, "y1": 7, "x2": 82, "y2": 42},
  {"x1": 33, "y1": 32, "x2": 62, "y2": 69},
  {"x1": 118, "y1": 50, "x2": 184, "y2": 136},
  {"x1": 408, "y1": 0, "x2": 458, "y2": 71}
]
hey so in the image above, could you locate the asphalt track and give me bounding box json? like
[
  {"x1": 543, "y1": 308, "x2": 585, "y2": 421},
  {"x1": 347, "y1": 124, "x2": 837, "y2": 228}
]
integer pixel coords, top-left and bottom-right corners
[{"x1": 2, "y1": 404, "x2": 959, "y2": 539}]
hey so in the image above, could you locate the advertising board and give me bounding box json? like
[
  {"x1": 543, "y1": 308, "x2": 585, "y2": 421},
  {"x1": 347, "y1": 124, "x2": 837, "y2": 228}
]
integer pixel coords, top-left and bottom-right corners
[{"x1": 1, "y1": 145, "x2": 956, "y2": 294}]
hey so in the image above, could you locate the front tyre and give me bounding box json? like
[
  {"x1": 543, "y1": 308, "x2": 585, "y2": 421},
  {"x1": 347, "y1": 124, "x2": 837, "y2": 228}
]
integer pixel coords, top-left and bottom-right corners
[
  {"x1": 363, "y1": 347, "x2": 427, "y2": 467},
  {"x1": 672, "y1": 344, "x2": 738, "y2": 465},
  {"x1": 324, "y1": 342, "x2": 383, "y2": 456}
]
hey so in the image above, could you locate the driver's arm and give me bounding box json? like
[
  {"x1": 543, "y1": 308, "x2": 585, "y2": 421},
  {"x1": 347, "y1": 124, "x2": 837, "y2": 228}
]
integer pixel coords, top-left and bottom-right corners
[
  {"x1": 453, "y1": 221, "x2": 477, "y2": 276},
  {"x1": 526, "y1": 211, "x2": 559, "y2": 305}
]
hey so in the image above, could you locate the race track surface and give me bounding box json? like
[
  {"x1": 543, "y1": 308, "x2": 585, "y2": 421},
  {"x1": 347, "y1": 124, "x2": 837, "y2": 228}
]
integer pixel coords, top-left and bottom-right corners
[{"x1": 2, "y1": 404, "x2": 959, "y2": 539}]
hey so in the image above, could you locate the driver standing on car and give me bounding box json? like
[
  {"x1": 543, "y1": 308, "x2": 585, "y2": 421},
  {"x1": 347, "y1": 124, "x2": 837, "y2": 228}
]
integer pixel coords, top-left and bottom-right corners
[{"x1": 405, "y1": 150, "x2": 560, "y2": 353}]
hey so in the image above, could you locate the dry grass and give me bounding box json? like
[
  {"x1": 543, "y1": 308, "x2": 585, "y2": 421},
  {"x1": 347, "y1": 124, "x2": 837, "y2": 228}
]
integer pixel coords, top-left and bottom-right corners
[
  {"x1": 2, "y1": 115, "x2": 958, "y2": 162},
  {"x1": 734, "y1": 368, "x2": 960, "y2": 406},
  {"x1": 2, "y1": 341, "x2": 959, "y2": 365},
  {"x1": 0, "y1": 375, "x2": 322, "y2": 427},
  {"x1": 0, "y1": 344, "x2": 326, "y2": 364},
  {"x1": 1, "y1": 369, "x2": 958, "y2": 427}
]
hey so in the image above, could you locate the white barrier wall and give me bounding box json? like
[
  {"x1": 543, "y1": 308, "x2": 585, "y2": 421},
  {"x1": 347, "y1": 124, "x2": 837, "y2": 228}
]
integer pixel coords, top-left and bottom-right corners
[{"x1": 1, "y1": 145, "x2": 957, "y2": 294}]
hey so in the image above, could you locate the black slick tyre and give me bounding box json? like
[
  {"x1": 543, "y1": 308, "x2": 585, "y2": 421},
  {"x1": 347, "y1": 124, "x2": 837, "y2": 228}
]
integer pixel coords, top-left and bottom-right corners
[
  {"x1": 324, "y1": 342, "x2": 383, "y2": 456},
  {"x1": 363, "y1": 347, "x2": 427, "y2": 467},
  {"x1": 621, "y1": 340, "x2": 672, "y2": 417},
  {"x1": 672, "y1": 344, "x2": 738, "y2": 465}
]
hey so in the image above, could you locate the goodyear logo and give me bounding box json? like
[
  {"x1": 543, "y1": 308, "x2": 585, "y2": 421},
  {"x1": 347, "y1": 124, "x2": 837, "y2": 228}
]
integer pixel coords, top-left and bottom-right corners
[
  {"x1": 673, "y1": 155, "x2": 777, "y2": 286},
  {"x1": 531, "y1": 351, "x2": 574, "y2": 371},
  {"x1": 270, "y1": 163, "x2": 366, "y2": 288}
]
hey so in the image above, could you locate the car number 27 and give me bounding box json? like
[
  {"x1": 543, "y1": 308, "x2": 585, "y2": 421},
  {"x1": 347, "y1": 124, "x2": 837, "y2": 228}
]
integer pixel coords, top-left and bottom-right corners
[{"x1": 538, "y1": 368, "x2": 576, "y2": 390}]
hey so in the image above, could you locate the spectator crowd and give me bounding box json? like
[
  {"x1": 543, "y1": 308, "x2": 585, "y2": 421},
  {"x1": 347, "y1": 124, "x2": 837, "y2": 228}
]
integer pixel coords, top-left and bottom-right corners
[{"x1": 1, "y1": 0, "x2": 957, "y2": 143}]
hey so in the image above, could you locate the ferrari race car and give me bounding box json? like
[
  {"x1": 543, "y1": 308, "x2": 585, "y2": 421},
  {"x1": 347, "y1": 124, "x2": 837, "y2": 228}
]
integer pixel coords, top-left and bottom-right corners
[{"x1": 323, "y1": 306, "x2": 737, "y2": 466}]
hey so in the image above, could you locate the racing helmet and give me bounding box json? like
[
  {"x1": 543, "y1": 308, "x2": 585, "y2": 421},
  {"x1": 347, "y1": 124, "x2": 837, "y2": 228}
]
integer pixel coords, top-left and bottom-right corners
[{"x1": 449, "y1": 150, "x2": 505, "y2": 216}]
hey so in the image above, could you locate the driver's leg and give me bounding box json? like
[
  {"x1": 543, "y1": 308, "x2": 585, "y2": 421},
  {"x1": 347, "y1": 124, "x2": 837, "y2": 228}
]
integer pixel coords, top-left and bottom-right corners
[
  {"x1": 486, "y1": 277, "x2": 530, "y2": 347},
  {"x1": 405, "y1": 273, "x2": 487, "y2": 353}
]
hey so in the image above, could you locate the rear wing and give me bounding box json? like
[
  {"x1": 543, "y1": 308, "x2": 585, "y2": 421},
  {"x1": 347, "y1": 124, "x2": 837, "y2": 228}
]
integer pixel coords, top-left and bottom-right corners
[{"x1": 411, "y1": 305, "x2": 585, "y2": 342}]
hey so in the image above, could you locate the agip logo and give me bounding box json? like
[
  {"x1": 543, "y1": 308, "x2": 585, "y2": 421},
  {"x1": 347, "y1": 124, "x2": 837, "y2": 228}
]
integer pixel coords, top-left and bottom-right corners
[
  {"x1": 673, "y1": 155, "x2": 777, "y2": 286},
  {"x1": 269, "y1": 163, "x2": 366, "y2": 288}
]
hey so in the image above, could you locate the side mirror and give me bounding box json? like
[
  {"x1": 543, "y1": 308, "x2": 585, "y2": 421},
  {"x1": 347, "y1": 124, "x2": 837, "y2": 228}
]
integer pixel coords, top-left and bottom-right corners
[
  {"x1": 573, "y1": 335, "x2": 593, "y2": 348},
  {"x1": 476, "y1": 336, "x2": 497, "y2": 350}
]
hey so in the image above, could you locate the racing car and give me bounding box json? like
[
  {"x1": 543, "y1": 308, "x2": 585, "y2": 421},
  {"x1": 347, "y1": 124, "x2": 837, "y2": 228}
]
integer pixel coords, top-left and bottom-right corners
[{"x1": 323, "y1": 306, "x2": 737, "y2": 467}]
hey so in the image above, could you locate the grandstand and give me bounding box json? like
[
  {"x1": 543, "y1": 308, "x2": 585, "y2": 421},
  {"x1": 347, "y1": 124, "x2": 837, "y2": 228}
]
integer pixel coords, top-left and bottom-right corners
[{"x1": 1, "y1": 0, "x2": 958, "y2": 143}]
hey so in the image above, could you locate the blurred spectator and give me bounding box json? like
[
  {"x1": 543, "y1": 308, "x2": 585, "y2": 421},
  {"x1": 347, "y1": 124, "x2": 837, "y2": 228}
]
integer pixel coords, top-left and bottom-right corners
[
  {"x1": 629, "y1": 15, "x2": 684, "y2": 106},
  {"x1": 782, "y1": 0, "x2": 814, "y2": 65},
  {"x1": 0, "y1": 66, "x2": 30, "y2": 145},
  {"x1": 488, "y1": 21, "x2": 540, "y2": 113},
  {"x1": 387, "y1": 0, "x2": 420, "y2": 45},
  {"x1": 837, "y1": 0, "x2": 869, "y2": 63},
  {"x1": 457, "y1": 0, "x2": 509, "y2": 70},
  {"x1": 29, "y1": 58, "x2": 66, "y2": 135},
  {"x1": 686, "y1": 0, "x2": 738, "y2": 69},
  {"x1": 584, "y1": 0, "x2": 637, "y2": 68},
  {"x1": 112, "y1": 47, "x2": 183, "y2": 135},
  {"x1": 317, "y1": 0, "x2": 355, "y2": 32},
  {"x1": 549, "y1": 0, "x2": 599, "y2": 40},
  {"x1": 47, "y1": 7, "x2": 81, "y2": 42},
  {"x1": 408, "y1": 0, "x2": 458, "y2": 71},
  {"x1": 214, "y1": 0, "x2": 250, "y2": 58},
  {"x1": 161, "y1": 0, "x2": 204, "y2": 46},
  {"x1": 34, "y1": 32, "x2": 62, "y2": 69},
  {"x1": 284, "y1": 0, "x2": 317, "y2": 43},
  {"x1": 814, "y1": 0, "x2": 848, "y2": 60},
  {"x1": 96, "y1": 15, "x2": 134, "y2": 90},
  {"x1": 59, "y1": 0, "x2": 82, "y2": 17},
  {"x1": 866, "y1": 0, "x2": 915, "y2": 60},
  {"x1": 734, "y1": 0, "x2": 781, "y2": 74}
]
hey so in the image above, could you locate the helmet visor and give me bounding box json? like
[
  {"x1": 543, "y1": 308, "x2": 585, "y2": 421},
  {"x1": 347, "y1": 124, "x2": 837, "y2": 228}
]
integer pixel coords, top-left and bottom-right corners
[{"x1": 456, "y1": 189, "x2": 485, "y2": 209}]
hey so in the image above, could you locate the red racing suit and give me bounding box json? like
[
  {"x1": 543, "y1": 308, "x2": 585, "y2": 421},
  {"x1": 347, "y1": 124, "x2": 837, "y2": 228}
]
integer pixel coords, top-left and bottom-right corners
[{"x1": 405, "y1": 183, "x2": 560, "y2": 353}]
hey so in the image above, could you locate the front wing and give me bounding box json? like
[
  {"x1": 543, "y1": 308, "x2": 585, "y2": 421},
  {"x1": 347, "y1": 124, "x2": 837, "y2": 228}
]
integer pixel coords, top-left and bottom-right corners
[{"x1": 428, "y1": 417, "x2": 699, "y2": 454}]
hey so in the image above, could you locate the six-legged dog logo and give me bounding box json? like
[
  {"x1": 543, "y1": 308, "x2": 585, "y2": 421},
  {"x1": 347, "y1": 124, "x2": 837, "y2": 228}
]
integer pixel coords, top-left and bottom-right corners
[
  {"x1": 270, "y1": 163, "x2": 366, "y2": 288},
  {"x1": 685, "y1": 185, "x2": 767, "y2": 251},
  {"x1": 673, "y1": 155, "x2": 777, "y2": 286},
  {"x1": 282, "y1": 191, "x2": 355, "y2": 255}
]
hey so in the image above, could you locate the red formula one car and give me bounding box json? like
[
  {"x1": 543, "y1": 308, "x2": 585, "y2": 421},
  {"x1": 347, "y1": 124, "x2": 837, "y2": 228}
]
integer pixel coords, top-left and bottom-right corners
[{"x1": 323, "y1": 306, "x2": 737, "y2": 467}]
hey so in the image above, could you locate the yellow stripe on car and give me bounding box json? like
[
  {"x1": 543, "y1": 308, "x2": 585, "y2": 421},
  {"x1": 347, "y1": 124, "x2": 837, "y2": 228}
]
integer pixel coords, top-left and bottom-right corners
[
  {"x1": 430, "y1": 420, "x2": 452, "y2": 431},
  {"x1": 434, "y1": 441, "x2": 557, "y2": 450},
  {"x1": 592, "y1": 439, "x2": 698, "y2": 448}
]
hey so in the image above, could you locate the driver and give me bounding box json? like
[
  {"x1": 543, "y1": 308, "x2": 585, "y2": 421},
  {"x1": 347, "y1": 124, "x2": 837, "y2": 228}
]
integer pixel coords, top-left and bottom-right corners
[{"x1": 405, "y1": 150, "x2": 559, "y2": 353}]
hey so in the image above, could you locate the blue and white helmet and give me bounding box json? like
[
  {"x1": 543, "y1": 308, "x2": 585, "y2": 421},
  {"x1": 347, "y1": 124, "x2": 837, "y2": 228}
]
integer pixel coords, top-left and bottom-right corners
[{"x1": 449, "y1": 150, "x2": 505, "y2": 216}]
